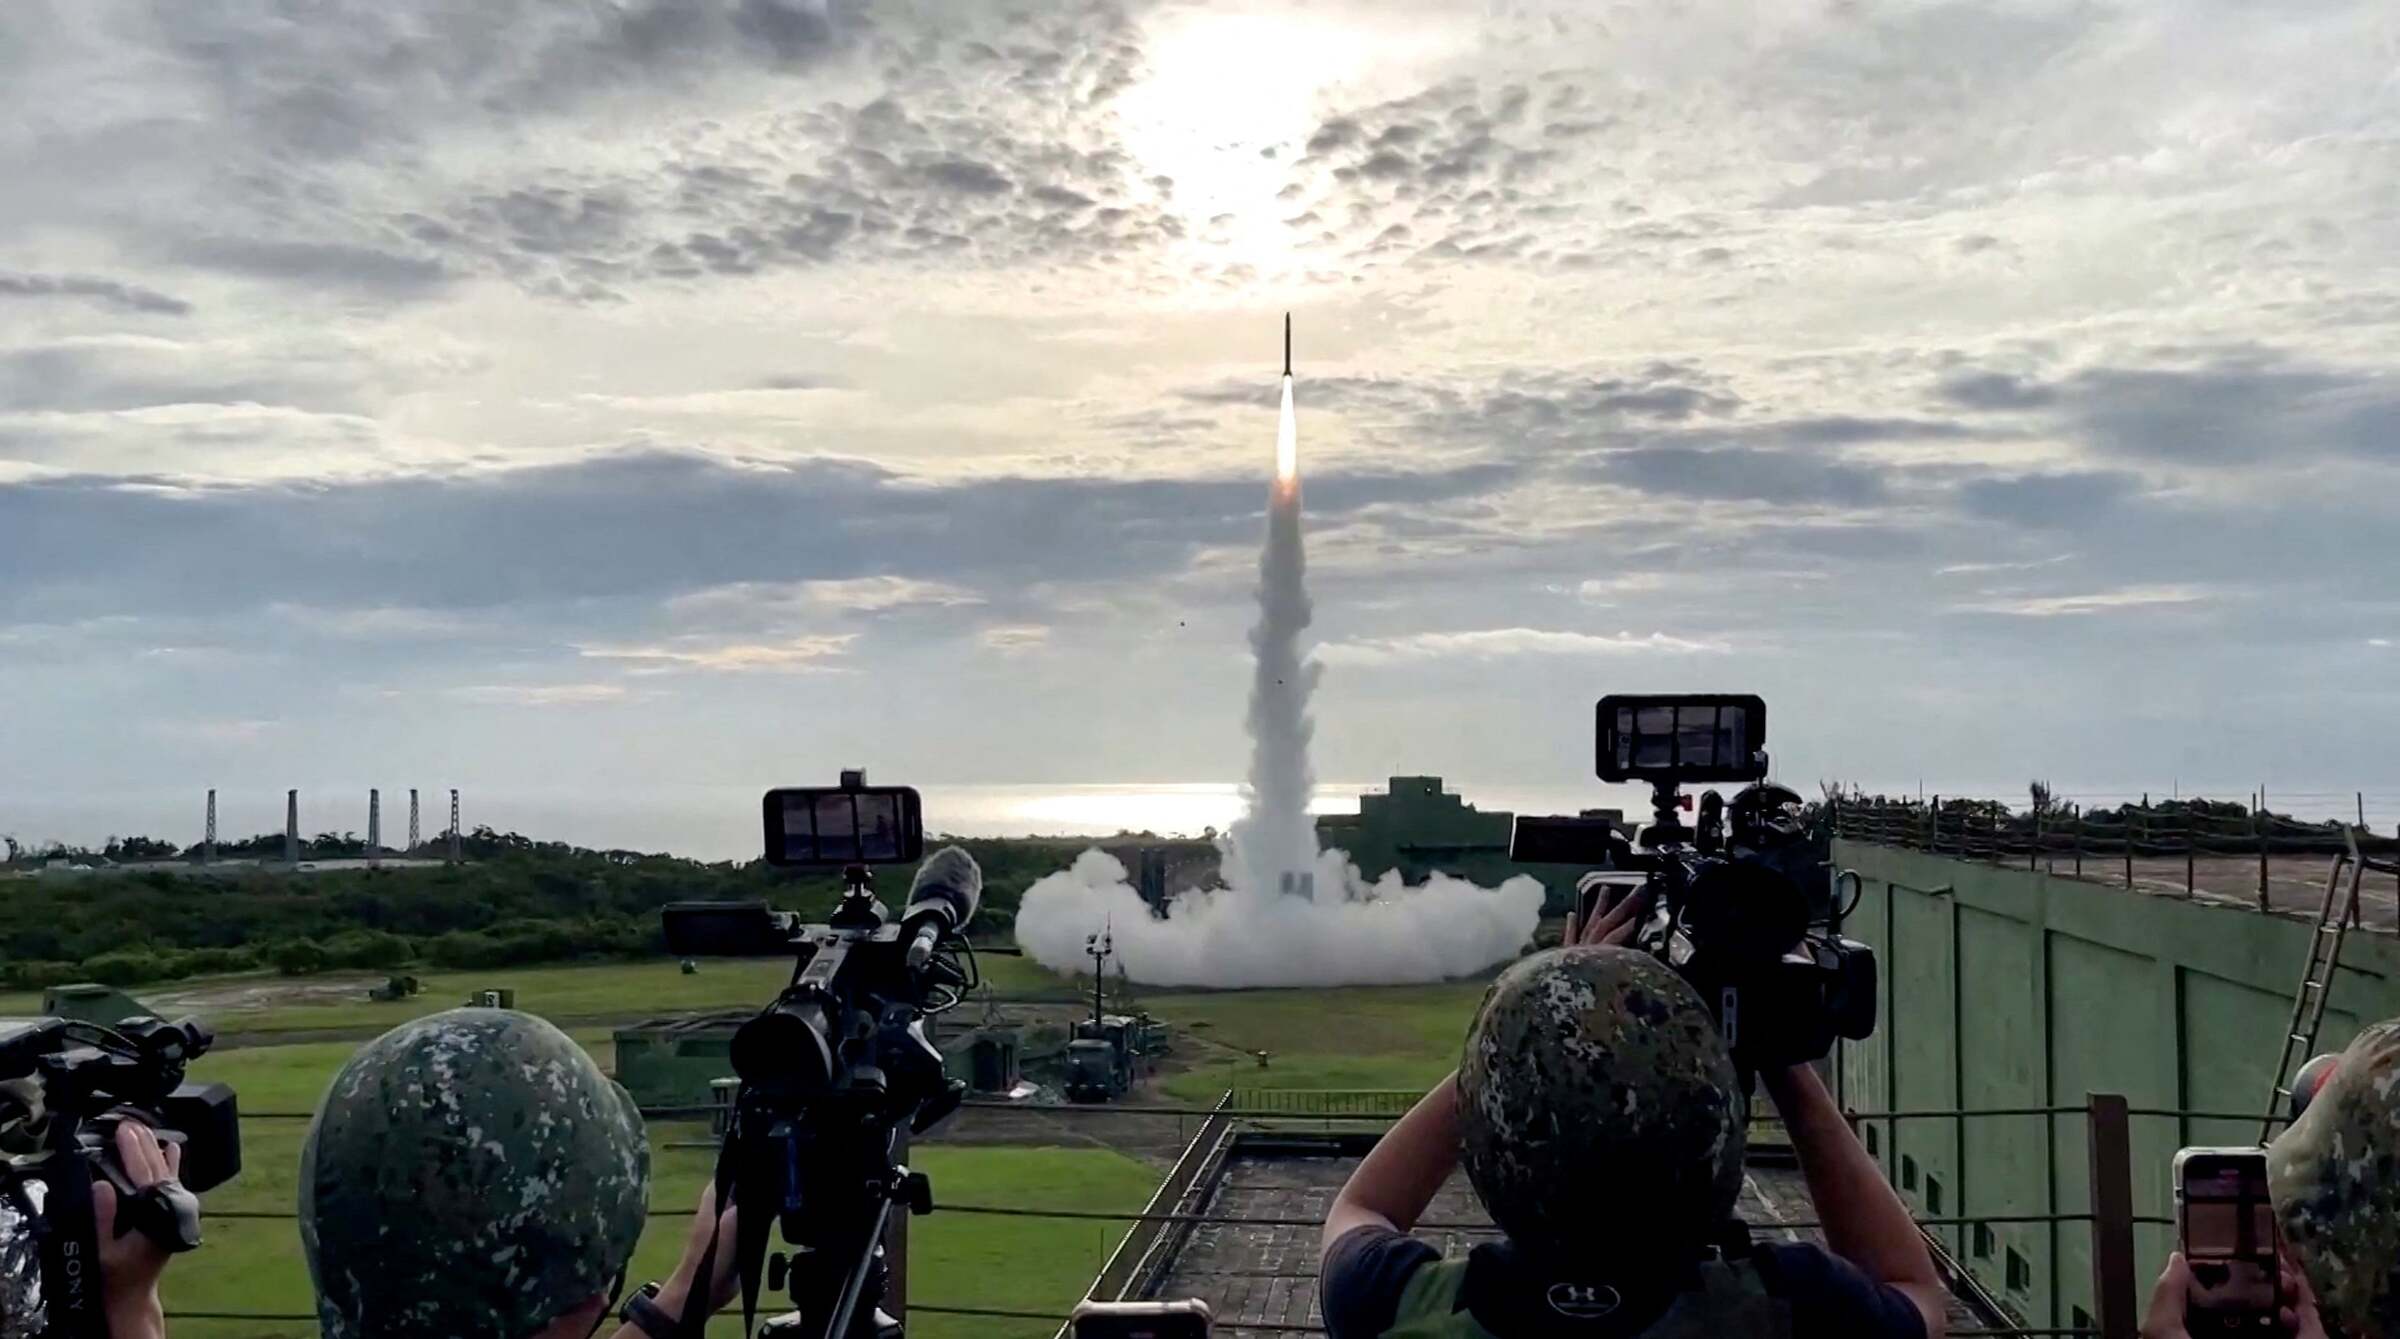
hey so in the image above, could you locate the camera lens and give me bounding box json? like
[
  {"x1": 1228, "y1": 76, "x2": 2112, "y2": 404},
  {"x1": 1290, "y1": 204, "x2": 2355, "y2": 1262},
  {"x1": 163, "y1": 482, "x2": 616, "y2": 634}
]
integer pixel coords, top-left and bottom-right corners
[
  {"x1": 732, "y1": 1001, "x2": 835, "y2": 1102},
  {"x1": 1683, "y1": 859, "x2": 1809, "y2": 964}
]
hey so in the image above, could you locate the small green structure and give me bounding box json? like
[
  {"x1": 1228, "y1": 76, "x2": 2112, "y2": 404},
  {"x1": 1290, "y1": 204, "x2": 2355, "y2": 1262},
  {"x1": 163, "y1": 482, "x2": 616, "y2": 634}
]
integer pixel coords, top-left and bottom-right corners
[
  {"x1": 620, "y1": 1012, "x2": 1034, "y2": 1110},
  {"x1": 368, "y1": 975, "x2": 421, "y2": 1002},
  {"x1": 42, "y1": 983, "x2": 152, "y2": 1027},
  {"x1": 613, "y1": 1013, "x2": 742, "y2": 1110},
  {"x1": 949, "y1": 1028, "x2": 1022, "y2": 1094},
  {"x1": 1315, "y1": 775, "x2": 1620, "y2": 912}
]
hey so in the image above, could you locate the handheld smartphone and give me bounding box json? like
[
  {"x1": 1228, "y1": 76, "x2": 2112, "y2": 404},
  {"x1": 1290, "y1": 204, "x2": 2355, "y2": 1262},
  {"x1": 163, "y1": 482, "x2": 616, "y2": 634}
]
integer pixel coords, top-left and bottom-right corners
[
  {"x1": 2174, "y1": 1147, "x2": 2282, "y2": 1337},
  {"x1": 1069, "y1": 1299, "x2": 1213, "y2": 1338}
]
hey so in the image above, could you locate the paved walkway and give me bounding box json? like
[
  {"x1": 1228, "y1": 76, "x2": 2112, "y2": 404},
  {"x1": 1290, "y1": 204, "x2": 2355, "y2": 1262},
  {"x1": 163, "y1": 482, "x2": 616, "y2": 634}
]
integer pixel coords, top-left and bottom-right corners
[{"x1": 1145, "y1": 1144, "x2": 1998, "y2": 1336}]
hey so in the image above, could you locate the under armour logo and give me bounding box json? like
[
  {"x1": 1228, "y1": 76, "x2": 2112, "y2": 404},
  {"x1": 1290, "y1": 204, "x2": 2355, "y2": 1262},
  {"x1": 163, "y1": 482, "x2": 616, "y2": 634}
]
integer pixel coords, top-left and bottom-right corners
[{"x1": 1547, "y1": 1282, "x2": 1623, "y2": 1319}]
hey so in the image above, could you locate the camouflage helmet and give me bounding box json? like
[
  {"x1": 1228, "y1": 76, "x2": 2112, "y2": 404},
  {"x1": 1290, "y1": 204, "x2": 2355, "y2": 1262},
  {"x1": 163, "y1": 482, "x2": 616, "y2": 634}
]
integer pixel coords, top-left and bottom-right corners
[
  {"x1": 299, "y1": 1008, "x2": 651, "y2": 1339},
  {"x1": 2270, "y1": 1020, "x2": 2400, "y2": 1339},
  {"x1": 1458, "y1": 947, "x2": 1746, "y2": 1259}
]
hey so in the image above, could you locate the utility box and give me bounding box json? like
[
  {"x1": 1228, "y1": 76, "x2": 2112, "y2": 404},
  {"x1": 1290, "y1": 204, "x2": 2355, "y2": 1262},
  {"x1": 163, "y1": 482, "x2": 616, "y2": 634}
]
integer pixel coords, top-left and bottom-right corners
[
  {"x1": 465, "y1": 988, "x2": 516, "y2": 1009},
  {"x1": 708, "y1": 1077, "x2": 740, "y2": 1137},
  {"x1": 966, "y1": 1031, "x2": 1020, "y2": 1093}
]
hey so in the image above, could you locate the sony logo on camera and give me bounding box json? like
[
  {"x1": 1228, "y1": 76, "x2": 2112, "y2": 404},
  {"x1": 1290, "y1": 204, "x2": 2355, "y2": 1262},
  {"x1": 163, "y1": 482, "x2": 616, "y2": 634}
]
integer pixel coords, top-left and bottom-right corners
[{"x1": 58, "y1": 1234, "x2": 89, "y2": 1312}]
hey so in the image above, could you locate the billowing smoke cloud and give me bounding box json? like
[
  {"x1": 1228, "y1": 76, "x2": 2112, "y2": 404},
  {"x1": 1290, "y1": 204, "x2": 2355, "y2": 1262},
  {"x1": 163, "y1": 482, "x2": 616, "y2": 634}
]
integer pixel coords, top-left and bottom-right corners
[
  {"x1": 1016, "y1": 370, "x2": 1544, "y2": 986},
  {"x1": 1015, "y1": 847, "x2": 1545, "y2": 988}
]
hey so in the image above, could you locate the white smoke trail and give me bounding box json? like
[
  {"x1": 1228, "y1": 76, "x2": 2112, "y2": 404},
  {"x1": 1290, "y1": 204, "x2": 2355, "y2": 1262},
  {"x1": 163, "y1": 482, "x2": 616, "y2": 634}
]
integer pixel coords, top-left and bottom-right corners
[
  {"x1": 1016, "y1": 364, "x2": 1544, "y2": 986},
  {"x1": 1227, "y1": 374, "x2": 1318, "y2": 895}
]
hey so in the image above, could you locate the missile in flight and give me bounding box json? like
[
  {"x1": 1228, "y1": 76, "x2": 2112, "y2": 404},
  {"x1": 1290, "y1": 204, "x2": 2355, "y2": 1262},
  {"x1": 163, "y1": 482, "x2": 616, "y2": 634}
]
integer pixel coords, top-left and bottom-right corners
[{"x1": 1283, "y1": 311, "x2": 1292, "y2": 378}]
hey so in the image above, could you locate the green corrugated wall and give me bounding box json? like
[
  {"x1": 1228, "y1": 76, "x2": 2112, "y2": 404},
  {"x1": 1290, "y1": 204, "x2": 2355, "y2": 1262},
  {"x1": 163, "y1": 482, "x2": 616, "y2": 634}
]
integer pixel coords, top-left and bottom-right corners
[{"x1": 1831, "y1": 840, "x2": 2400, "y2": 1330}]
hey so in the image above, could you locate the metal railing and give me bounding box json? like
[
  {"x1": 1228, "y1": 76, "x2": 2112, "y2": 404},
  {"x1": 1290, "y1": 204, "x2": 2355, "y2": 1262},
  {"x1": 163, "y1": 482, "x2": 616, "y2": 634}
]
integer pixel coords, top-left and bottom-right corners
[
  {"x1": 1831, "y1": 794, "x2": 2400, "y2": 915},
  {"x1": 1225, "y1": 1087, "x2": 1422, "y2": 1117},
  {"x1": 172, "y1": 1089, "x2": 2242, "y2": 1338}
]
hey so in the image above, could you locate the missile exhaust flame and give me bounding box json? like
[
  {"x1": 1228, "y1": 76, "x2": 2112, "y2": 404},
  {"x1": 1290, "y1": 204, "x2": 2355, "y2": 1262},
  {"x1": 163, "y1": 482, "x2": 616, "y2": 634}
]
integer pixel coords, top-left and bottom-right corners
[{"x1": 1274, "y1": 373, "x2": 1297, "y2": 487}]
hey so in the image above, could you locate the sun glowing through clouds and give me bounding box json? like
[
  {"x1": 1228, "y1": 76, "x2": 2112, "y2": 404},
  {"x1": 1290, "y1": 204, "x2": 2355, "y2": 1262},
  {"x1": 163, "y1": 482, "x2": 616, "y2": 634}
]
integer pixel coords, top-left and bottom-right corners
[{"x1": 1113, "y1": 5, "x2": 1465, "y2": 284}]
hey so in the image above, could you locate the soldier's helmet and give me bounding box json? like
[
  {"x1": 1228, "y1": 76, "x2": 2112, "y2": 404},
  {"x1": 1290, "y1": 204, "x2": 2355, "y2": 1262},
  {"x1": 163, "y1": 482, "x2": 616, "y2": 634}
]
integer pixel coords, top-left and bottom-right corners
[
  {"x1": 2270, "y1": 1020, "x2": 2400, "y2": 1339},
  {"x1": 300, "y1": 1008, "x2": 651, "y2": 1339},
  {"x1": 1459, "y1": 947, "x2": 1747, "y2": 1260},
  {"x1": 2287, "y1": 1052, "x2": 2341, "y2": 1122}
]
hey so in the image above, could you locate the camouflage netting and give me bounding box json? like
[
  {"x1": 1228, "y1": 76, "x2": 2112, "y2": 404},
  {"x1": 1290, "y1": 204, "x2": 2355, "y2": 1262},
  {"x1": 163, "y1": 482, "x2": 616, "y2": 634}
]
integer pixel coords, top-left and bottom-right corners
[
  {"x1": 300, "y1": 1008, "x2": 651, "y2": 1339},
  {"x1": 2270, "y1": 1020, "x2": 2400, "y2": 1339},
  {"x1": 1459, "y1": 946, "x2": 1746, "y2": 1258}
]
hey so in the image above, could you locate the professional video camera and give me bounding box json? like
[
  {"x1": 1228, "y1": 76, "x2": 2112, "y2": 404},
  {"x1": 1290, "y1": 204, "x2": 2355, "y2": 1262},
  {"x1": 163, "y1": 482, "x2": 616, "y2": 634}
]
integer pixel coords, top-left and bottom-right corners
[
  {"x1": 660, "y1": 770, "x2": 979, "y2": 1339},
  {"x1": 1511, "y1": 694, "x2": 1876, "y2": 1081},
  {"x1": 0, "y1": 1013, "x2": 239, "y2": 1339}
]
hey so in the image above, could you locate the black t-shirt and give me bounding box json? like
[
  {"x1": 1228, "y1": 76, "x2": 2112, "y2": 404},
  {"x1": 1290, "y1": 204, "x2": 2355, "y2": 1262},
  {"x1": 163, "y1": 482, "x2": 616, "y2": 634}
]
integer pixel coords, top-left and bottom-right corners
[{"x1": 1321, "y1": 1225, "x2": 1929, "y2": 1339}]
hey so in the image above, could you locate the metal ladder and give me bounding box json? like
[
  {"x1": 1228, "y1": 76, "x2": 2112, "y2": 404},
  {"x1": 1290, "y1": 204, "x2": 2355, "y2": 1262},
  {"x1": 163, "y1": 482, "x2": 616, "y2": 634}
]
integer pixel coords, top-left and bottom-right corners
[{"x1": 2260, "y1": 829, "x2": 2371, "y2": 1143}]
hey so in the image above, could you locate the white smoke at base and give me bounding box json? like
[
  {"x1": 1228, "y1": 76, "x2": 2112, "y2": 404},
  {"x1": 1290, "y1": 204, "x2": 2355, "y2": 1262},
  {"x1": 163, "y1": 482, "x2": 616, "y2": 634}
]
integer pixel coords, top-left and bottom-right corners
[
  {"x1": 1015, "y1": 846, "x2": 1544, "y2": 989},
  {"x1": 1015, "y1": 370, "x2": 1545, "y2": 987}
]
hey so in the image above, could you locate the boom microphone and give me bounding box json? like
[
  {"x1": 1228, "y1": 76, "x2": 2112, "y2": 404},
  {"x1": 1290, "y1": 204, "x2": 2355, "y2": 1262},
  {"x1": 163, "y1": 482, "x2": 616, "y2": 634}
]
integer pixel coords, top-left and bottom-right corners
[{"x1": 902, "y1": 846, "x2": 983, "y2": 969}]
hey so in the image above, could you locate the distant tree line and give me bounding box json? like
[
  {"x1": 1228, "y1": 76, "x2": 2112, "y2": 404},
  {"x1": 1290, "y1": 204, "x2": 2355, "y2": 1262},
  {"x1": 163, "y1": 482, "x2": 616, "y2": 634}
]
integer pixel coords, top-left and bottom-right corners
[{"x1": 0, "y1": 829, "x2": 1078, "y2": 989}]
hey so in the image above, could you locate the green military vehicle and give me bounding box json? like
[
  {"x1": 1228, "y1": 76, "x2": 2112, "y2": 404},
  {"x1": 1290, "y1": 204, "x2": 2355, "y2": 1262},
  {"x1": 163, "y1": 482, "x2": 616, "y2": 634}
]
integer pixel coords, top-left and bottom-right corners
[{"x1": 1064, "y1": 1014, "x2": 1141, "y2": 1102}]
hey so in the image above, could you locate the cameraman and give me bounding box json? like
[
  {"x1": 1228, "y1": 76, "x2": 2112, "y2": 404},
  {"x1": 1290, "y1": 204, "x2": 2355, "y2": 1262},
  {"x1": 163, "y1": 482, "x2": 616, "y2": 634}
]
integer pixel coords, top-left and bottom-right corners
[
  {"x1": 299, "y1": 1008, "x2": 741, "y2": 1339},
  {"x1": 1317, "y1": 893, "x2": 1946, "y2": 1339}
]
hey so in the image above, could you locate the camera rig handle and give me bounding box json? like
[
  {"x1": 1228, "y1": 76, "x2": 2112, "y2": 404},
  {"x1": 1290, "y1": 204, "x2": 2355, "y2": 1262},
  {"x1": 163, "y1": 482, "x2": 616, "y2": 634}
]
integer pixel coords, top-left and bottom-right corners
[{"x1": 88, "y1": 1112, "x2": 204, "y2": 1253}]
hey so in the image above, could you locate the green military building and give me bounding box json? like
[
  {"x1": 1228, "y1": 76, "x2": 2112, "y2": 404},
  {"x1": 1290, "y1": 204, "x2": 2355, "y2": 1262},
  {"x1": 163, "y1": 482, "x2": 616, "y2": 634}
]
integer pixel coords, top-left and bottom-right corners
[
  {"x1": 1314, "y1": 777, "x2": 1611, "y2": 912},
  {"x1": 613, "y1": 1012, "x2": 1026, "y2": 1110},
  {"x1": 42, "y1": 983, "x2": 154, "y2": 1027},
  {"x1": 612, "y1": 1013, "x2": 743, "y2": 1110}
]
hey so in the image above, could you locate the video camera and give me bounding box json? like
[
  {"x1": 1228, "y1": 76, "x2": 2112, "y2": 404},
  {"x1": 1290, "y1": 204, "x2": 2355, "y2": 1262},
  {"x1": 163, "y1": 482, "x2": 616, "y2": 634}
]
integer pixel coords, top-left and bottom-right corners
[
  {"x1": 1510, "y1": 695, "x2": 1876, "y2": 1080},
  {"x1": 0, "y1": 1014, "x2": 239, "y2": 1339},
  {"x1": 660, "y1": 770, "x2": 977, "y2": 1339}
]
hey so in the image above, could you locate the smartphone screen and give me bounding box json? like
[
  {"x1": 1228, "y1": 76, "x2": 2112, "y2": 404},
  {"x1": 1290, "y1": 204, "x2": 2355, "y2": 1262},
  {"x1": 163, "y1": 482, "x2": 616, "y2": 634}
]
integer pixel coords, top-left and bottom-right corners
[{"x1": 2180, "y1": 1151, "x2": 2280, "y2": 1336}]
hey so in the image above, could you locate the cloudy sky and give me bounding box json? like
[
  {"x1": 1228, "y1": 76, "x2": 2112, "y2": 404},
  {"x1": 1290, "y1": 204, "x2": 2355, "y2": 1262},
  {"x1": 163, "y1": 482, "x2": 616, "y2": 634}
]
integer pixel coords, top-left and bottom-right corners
[{"x1": 5, "y1": 0, "x2": 2397, "y2": 853}]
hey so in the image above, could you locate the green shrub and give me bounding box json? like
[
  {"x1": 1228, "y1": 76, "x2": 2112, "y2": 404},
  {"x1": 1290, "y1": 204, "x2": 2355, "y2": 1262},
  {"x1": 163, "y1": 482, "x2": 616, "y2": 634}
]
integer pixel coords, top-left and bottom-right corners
[
  {"x1": 177, "y1": 946, "x2": 259, "y2": 976},
  {"x1": 269, "y1": 939, "x2": 329, "y2": 976},
  {"x1": 322, "y1": 929, "x2": 413, "y2": 970},
  {"x1": 80, "y1": 949, "x2": 166, "y2": 986},
  {"x1": 1, "y1": 960, "x2": 85, "y2": 989},
  {"x1": 426, "y1": 930, "x2": 505, "y2": 970}
]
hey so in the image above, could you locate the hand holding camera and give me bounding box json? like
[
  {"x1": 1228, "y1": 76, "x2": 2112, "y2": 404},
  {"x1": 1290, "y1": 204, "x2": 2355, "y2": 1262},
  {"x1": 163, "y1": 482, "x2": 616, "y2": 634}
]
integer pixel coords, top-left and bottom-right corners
[
  {"x1": 0, "y1": 1014, "x2": 238, "y2": 1339},
  {"x1": 91, "y1": 1122, "x2": 185, "y2": 1339}
]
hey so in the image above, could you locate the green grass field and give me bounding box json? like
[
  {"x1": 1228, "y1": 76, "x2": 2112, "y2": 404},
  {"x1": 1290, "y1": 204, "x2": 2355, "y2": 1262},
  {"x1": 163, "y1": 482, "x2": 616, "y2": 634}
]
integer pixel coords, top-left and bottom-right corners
[
  {"x1": 45, "y1": 954, "x2": 1492, "y2": 1336},
  {"x1": 165, "y1": 1034, "x2": 1158, "y2": 1339},
  {"x1": 1149, "y1": 979, "x2": 1487, "y2": 1103},
  {"x1": 0, "y1": 949, "x2": 1075, "y2": 1037}
]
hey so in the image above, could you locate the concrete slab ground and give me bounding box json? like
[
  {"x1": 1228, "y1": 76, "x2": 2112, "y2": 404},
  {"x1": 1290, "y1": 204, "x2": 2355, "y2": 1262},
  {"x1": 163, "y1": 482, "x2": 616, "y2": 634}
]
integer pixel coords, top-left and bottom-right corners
[{"x1": 1145, "y1": 1143, "x2": 1996, "y2": 1336}]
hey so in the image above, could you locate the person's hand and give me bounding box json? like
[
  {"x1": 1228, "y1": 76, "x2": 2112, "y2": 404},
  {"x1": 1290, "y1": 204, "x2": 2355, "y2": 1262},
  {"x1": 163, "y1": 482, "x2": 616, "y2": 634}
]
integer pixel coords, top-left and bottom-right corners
[
  {"x1": 94, "y1": 1121, "x2": 183, "y2": 1339},
  {"x1": 2141, "y1": 1251, "x2": 2327, "y2": 1339},
  {"x1": 1566, "y1": 882, "x2": 1651, "y2": 947},
  {"x1": 657, "y1": 1181, "x2": 741, "y2": 1323},
  {"x1": 2143, "y1": 1251, "x2": 2198, "y2": 1339},
  {"x1": 2278, "y1": 1254, "x2": 2329, "y2": 1339}
]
